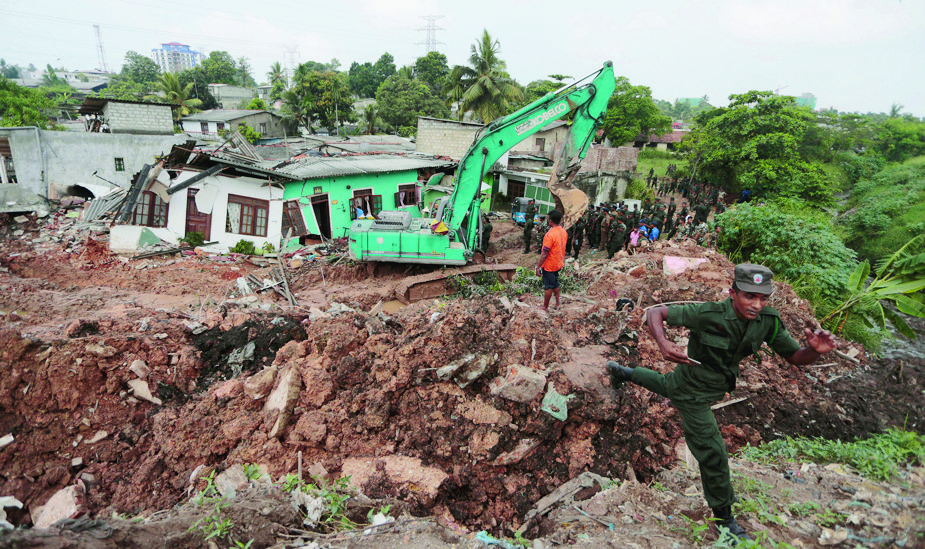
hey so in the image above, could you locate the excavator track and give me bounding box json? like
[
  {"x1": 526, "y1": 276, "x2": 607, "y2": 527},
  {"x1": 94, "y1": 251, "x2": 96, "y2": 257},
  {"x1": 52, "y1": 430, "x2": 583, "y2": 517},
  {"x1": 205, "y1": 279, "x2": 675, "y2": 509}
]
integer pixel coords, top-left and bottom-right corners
[{"x1": 393, "y1": 263, "x2": 519, "y2": 304}]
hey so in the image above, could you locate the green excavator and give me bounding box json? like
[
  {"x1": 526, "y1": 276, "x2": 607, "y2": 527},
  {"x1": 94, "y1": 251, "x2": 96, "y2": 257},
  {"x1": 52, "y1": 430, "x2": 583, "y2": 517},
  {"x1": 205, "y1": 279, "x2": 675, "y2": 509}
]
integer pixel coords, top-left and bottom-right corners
[{"x1": 348, "y1": 61, "x2": 615, "y2": 266}]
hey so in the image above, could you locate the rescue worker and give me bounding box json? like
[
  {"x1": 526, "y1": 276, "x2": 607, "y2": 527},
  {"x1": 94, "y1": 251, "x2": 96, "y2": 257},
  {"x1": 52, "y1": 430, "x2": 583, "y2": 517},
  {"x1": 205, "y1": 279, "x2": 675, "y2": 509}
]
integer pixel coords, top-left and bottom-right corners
[
  {"x1": 599, "y1": 208, "x2": 612, "y2": 251},
  {"x1": 480, "y1": 213, "x2": 492, "y2": 251},
  {"x1": 607, "y1": 264, "x2": 837, "y2": 543},
  {"x1": 522, "y1": 199, "x2": 537, "y2": 254},
  {"x1": 606, "y1": 219, "x2": 626, "y2": 259},
  {"x1": 571, "y1": 215, "x2": 585, "y2": 259}
]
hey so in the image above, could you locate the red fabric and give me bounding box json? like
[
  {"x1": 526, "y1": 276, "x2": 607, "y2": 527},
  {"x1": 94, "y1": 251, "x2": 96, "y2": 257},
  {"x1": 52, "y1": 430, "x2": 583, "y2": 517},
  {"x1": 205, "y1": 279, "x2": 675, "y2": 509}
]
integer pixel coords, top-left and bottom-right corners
[{"x1": 542, "y1": 226, "x2": 568, "y2": 271}]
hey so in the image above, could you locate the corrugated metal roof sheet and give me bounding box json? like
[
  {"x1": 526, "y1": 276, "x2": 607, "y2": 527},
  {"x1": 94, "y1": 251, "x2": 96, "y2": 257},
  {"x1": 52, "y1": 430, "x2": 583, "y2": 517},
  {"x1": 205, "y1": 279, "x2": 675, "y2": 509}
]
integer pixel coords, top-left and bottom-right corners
[{"x1": 274, "y1": 154, "x2": 455, "y2": 180}]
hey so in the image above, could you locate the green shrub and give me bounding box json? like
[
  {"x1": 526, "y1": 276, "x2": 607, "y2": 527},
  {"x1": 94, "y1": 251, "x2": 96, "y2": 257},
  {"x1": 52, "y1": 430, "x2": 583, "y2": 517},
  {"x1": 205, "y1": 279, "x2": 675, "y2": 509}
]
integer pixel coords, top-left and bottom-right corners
[
  {"x1": 181, "y1": 231, "x2": 205, "y2": 247},
  {"x1": 230, "y1": 239, "x2": 257, "y2": 255},
  {"x1": 638, "y1": 149, "x2": 674, "y2": 160}
]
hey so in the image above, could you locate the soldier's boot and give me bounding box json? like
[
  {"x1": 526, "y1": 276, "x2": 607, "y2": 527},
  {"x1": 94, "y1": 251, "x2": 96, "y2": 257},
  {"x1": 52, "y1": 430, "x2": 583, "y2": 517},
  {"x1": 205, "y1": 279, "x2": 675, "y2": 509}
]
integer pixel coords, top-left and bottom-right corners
[
  {"x1": 711, "y1": 506, "x2": 752, "y2": 545},
  {"x1": 605, "y1": 361, "x2": 634, "y2": 389}
]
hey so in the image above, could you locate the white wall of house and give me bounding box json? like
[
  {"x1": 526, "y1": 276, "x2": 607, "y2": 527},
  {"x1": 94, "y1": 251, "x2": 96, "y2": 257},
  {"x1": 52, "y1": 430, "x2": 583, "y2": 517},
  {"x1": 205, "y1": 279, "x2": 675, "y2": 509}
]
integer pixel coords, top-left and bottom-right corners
[{"x1": 111, "y1": 172, "x2": 285, "y2": 254}]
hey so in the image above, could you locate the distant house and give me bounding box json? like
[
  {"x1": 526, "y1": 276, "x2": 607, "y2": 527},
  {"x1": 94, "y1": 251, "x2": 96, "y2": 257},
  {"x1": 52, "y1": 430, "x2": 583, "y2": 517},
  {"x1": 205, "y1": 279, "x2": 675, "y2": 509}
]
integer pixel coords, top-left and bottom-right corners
[
  {"x1": 637, "y1": 130, "x2": 689, "y2": 152},
  {"x1": 510, "y1": 120, "x2": 570, "y2": 159},
  {"x1": 78, "y1": 98, "x2": 175, "y2": 135},
  {"x1": 207, "y1": 84, "x2": 255, "y2": 108},
  {"x1": 179, "y1": 110, "x2": 286, "y2": 140},
  {"x1": 276, "y1": 154, "x2": 456, "y2": 245}
]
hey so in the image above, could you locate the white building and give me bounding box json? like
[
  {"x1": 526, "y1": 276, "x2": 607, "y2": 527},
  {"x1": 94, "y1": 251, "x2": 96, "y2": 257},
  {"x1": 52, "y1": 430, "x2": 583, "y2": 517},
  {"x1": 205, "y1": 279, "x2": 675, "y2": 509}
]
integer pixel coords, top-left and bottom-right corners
[{"x1": 150, "y1": 43, "x2": 201, "y2": 74}]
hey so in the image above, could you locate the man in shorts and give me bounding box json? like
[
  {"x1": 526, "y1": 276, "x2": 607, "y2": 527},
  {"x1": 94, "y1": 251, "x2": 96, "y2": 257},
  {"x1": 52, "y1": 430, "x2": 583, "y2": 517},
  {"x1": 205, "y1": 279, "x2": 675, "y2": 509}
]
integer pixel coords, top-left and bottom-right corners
[{"x1": 535, "y1": 209, "x2": 567, "y2": 312}]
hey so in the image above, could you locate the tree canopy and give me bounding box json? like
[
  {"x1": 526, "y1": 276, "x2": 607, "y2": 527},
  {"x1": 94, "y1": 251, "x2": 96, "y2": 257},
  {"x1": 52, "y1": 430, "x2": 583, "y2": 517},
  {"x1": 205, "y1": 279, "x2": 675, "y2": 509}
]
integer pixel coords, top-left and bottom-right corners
[
  {"x1": 281, "y1": 65, "x2": 354, "y2": 134},
  {"x1": 376, "y1": 74, "x2": 449, "y2": 134},
  {"x1": 0, "y1": 77, "x2": 56, "y2": 128},
  {"x1": 413, "y1": 51, "x2": 449, "y2": 95},
  {"x1": 200, "y1": 51, "x2": 237, "y2": 85},
  {"x1": 687, "y1": 90, "x2": 830, "y2": 205},
  {"x1": 120, "y1": 51, "x2": 160, "y2": 86},
  {"x1": 602, "y1": 76, "x2": 671, "y2": 146}
]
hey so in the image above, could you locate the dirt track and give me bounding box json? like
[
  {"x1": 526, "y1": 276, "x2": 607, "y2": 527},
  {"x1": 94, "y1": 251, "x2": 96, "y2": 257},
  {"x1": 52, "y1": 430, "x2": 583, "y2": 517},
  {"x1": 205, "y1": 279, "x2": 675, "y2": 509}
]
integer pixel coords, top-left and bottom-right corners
[{"x1": 0, "y1": 211, "x2": 922, "y2": 548}]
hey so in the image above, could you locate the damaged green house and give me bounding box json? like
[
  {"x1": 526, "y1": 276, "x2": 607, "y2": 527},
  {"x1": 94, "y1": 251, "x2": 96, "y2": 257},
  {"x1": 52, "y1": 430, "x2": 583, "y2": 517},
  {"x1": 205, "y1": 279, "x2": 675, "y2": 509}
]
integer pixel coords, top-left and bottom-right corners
[{"x1": 274, "y1": 153, "x2": 455, "y2": 248}]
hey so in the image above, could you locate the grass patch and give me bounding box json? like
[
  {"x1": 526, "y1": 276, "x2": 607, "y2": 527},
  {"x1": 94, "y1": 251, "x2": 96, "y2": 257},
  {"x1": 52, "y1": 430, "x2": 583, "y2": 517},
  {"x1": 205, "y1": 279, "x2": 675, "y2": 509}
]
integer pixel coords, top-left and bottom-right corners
[{"x1": 738, "y1": 427, "x2": 925, "y2": 482}]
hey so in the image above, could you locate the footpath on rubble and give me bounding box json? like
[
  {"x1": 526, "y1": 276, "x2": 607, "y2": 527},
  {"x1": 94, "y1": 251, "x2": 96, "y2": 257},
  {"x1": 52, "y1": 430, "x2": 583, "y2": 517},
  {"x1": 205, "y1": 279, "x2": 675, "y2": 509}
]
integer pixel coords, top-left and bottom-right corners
[{"x1": 0, "y1": 210, "x2": 922, "y2": 548}]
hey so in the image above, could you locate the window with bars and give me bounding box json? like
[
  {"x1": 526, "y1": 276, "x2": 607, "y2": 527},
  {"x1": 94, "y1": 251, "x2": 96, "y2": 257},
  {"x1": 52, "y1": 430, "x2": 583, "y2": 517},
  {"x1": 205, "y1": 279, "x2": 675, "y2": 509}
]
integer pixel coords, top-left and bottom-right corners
[
  {"x1": 393, "y1": 184, "x2": 417, "y2": 207},
  {"x1": 281, "y1": 199, "x2": 308, "y2": 237},
  {"x1": 130, "y1": 191, "x2": 168, "y2": 228},
  {"x1": 226, "y1": 194, "x2": 268, "y2": 237},
  {"x1": 114, "y1": 157, "x2": 125, "y2": 172}
]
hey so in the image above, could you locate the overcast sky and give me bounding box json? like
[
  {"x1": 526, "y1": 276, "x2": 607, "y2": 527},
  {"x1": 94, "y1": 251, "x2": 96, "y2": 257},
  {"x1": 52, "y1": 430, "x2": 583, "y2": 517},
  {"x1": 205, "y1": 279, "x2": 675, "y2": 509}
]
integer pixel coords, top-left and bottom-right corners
[{"x1": 2, "y1": 0, "x2": 922, "y2": 116}]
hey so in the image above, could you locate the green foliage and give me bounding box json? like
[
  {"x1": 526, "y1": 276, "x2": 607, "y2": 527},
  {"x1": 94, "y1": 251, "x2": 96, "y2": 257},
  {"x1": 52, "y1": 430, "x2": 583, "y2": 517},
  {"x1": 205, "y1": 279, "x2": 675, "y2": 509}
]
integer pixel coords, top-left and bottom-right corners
[
  {"x1": 181, "y1": 231, "x2": 205, "y2": 247},
  {"x1": 282, "y1": 66, "x2": 355, "y2": 134},
  {"x1": 716, "y1": 202, "x2": 856, "y2": 303},
  {"x1": 624, "y1": 177, "x2": 653, "y2": 201},
  {"x1": 836, "y1": 151, "x2": 885, "y2": 186},
  {"x1": 738, "y1": 428, "x2": 925, "y2": 482},
  {"x1": 376, "y1": 74, "x2": 449, "y2": 129},
  {"x1": 230, "y1": 240, "x2": 257, "y2": 255},
  {"x1": 690, "y1": 91, "x2": 832, "y2": 205},
  {"x1": 176, "y1": 67, "x2": 220, "y2": 110},
  {"x1": 347, "y1": 61, "x2": 378, "y2": 98},
  {"x1": 242, "y1": 463, "x2": 264, "y2": 481},
  {"x1": 822, "y1": 234, "x2": 925, "y2": 338},
  {"x1": 669, "y1": 514, "x2": 711, "y2": 545},
  {"x1": 200, "y1": 51, "x2": 237, "y2": 85},
  {"x1": 261, "y1": 242, "x2": 276, "y2": 254},
  {"x1": 786, "y1": 501, "x2": 820, "y2": 517},
  {"x1": 875, "y1": 117, "x2": 925, "y2": 162},
  {"x1": 413, "y1": 51, "x2": 449, "y2": 95},
  {"x1": 120, "y1": 51, "x2": 160, "y2": 85},
  {"x1": 0, "y1": 77, "x2": 56, "y2": 128},
  {"x1": 0, "y1": 59, "x2": 20, "y2": 79},
  {"x1": 444, "y1": 29, "x2": 523, "y2": 123},
  {"x1": 602, "y1": 76, "x2": 672, "y2": 146},
  {"x1": 266, "y1": 61, "x2": 287, "y2": 102},
  {"x1": 235, "y1": 123, "x2": 261, "y2": 144},
  {"x1": 148, "y1": 73, "x2": 203, "y2": 121},
  {"x1": 188, "y1": 498, "x2": 233, "y2": 541},
  {"x1": 246, "y1": 97, "x2": 267, "y2": 110},
  {"x1": 839, "y1": 159, "x2": 925, "y2": 264}
]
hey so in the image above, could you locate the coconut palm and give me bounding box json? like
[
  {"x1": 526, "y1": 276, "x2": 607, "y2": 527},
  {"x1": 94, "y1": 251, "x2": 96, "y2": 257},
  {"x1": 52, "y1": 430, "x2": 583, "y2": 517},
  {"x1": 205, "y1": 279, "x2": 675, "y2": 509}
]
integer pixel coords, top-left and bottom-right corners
[
  {"x1": 148, "y1": 73, "x2": 202, "y2": 121},
  {"x1": 267, "y1": 62, "x2": 287, "y2": 87},
  {"x1": 444, "y1": 30, "x2": 523, "y2": 123}
]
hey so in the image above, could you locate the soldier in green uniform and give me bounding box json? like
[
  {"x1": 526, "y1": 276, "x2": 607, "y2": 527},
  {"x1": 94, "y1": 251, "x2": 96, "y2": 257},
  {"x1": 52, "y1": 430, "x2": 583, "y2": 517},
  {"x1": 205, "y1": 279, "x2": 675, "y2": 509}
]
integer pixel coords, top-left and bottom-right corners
[
  {"x1": 523, "y1": 199, "x2": 537, "y2": 254},
  {"x1": 693, "y1": 201, "x2": 711, "y2": 226},
  {"x1": 534, "y1": 216, "x2": 549, "y2": 253},
  {"x1": 570, "y1": 215, "x2": 585, "y2": 259},
  {"x1": 599, "y1": 208, "x2": 612, "y2": 250},
  {"x1": 665, "y1": 197, "x2": 677, "y2": 234},
  {"x1": 607, "y1": 264, "x2": 837, "y2": 542},
  {"x1": 606, "y1": 219, "x2": 626, "y2": 259},
  {"x1": 589, "y1": 207, "x2": 603, "y2": 249},
  {"x1": 678, "y1": 201, "x2": 689, "y2": 223}
]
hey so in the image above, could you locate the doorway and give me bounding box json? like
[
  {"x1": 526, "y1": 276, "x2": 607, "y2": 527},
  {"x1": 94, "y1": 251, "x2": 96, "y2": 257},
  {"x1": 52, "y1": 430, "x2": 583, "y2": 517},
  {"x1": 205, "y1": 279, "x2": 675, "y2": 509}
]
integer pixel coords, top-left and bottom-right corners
[
  {"x1": 185, "y1": 189, "x2": 212, "y2": 240},
  {"x1": 310, "y1": 194, "x2": 332, "y2": 239}
]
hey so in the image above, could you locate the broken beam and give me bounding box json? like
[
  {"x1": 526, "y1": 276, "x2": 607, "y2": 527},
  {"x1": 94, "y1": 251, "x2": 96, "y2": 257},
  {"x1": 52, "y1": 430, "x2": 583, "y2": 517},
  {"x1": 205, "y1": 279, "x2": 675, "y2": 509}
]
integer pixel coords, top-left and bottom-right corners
[{"x1": 166, "y1": 165, "x2": 224, "y2": 195}]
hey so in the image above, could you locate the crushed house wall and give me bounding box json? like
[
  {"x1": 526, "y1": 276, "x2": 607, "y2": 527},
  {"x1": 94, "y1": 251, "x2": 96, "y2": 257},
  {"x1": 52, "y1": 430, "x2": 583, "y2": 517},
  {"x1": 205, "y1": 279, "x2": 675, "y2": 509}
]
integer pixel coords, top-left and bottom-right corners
[{"x1": 0, "y1": 127, "x2": 186, "y2": 199}]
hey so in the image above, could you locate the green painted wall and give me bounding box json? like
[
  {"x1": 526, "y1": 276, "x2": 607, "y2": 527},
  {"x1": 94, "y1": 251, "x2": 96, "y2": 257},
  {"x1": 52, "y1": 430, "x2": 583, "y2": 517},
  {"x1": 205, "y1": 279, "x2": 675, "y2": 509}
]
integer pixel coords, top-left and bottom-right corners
[{"x1": 282, "y1": 170, "x2": 421, "y2": 246}]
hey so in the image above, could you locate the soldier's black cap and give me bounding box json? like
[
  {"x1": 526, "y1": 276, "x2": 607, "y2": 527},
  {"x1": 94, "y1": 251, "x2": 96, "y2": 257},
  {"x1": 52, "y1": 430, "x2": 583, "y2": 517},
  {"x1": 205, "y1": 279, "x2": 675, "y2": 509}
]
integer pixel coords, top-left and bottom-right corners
[{"x1": 734, "y1": 263, "x2": 774, "y2": 294}]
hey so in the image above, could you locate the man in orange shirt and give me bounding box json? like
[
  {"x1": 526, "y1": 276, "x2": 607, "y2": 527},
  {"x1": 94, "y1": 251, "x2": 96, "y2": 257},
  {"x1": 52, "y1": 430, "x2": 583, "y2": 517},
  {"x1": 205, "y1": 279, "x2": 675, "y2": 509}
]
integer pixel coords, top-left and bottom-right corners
[{"x1": 535, "y1": 209, "x2": 568, "y2": 312}]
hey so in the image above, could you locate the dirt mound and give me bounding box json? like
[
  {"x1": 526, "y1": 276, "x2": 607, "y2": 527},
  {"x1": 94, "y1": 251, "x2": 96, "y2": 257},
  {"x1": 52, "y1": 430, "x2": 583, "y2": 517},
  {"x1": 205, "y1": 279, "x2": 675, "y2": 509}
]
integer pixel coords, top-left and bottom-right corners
[{"x1": 1, "y1": 213, "x2": 922, "y2": 546}]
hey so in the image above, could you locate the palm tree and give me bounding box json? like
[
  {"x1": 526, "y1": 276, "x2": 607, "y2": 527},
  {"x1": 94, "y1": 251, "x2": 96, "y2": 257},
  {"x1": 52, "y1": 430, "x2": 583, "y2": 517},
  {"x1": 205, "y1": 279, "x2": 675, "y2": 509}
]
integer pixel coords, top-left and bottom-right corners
[
  {"x1": 148, "y1": 73, "x2": 203, "y2": 121},
  {"x1": 267, "y1": 62, "x2": 287, "y2": 87},
  {"x1": 444, "y1": 30, "x2": 523, "y2": 123}
]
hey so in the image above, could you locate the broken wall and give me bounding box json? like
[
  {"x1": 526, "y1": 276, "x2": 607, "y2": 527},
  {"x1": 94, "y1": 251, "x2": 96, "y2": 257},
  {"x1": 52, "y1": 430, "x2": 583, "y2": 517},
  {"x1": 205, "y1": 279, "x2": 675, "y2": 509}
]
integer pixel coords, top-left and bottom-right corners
[{"x1": 0, "y1": 127, "x2": 187, "y2": 200}]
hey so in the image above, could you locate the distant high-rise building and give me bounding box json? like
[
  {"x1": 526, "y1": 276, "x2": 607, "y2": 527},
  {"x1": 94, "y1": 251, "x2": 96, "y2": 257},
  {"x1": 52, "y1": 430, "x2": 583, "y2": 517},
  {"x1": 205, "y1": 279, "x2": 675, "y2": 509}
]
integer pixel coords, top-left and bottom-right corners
[
  {"x1": 794, "y1": 93, "x2": 817, "y2": 110},
  {"x1": 150, "y1": 43, "x2": 201, "y2": 74}
]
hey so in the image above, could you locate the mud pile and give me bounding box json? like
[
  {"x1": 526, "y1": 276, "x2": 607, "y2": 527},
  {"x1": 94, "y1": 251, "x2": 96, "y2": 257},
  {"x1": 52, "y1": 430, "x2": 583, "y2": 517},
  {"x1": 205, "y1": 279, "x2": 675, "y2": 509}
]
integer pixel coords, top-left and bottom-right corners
[{"x1": 0, "y1": 212, "x2": 922, "y2": 542}]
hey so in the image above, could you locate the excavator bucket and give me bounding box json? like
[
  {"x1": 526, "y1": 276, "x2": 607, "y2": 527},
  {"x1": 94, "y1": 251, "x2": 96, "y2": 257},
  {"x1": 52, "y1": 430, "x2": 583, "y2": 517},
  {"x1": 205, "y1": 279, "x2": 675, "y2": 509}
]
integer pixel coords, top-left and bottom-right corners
[{"x1": 546, "y1": 153, "x2": 589, "y2": 229}]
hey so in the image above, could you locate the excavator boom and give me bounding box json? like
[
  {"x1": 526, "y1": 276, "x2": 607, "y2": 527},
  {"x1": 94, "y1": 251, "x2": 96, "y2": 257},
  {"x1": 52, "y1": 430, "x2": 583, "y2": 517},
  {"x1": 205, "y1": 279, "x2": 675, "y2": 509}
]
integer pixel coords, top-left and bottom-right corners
[{"x1": 348, "y1": 61, "x2": 615, "y2": 265}]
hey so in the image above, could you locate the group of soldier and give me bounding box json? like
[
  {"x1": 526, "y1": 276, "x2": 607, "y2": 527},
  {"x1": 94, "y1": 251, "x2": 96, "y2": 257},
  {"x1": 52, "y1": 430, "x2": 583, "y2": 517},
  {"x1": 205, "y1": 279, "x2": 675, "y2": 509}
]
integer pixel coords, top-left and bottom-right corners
[{"x1": 521, "y1": 195, "x2": 720, "y2": 260}]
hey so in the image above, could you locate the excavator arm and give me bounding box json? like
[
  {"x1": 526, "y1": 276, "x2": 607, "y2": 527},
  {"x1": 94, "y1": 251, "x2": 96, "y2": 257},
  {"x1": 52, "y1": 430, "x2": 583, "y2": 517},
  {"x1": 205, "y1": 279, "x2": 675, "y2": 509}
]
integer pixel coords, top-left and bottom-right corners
[{"x1": 443, "y1": 61, "x2": 615, "y2": 247}]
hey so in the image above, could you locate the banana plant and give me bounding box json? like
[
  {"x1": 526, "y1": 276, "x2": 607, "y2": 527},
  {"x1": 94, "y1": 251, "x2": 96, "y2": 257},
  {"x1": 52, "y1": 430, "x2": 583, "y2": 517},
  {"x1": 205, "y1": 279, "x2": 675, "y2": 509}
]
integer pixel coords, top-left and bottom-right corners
[{"x1": 823, "y1": 234, "x2": 925, "y2": 338}]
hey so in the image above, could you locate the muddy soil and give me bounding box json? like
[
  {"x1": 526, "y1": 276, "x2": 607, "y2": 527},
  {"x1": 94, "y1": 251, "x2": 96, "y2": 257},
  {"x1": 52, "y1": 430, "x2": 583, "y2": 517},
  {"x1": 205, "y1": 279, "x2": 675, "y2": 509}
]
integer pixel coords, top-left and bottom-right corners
[{"x1": 0, "y1": 211, "x2": 922, "y2": 548}]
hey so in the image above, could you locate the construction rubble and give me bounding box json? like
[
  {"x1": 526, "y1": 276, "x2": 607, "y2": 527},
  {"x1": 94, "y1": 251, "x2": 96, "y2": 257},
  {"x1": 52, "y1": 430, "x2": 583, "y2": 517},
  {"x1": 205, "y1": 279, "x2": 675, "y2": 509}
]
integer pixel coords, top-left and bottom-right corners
[{"x1": 0, "y1": 209, "x2": 922, "y2": 548}]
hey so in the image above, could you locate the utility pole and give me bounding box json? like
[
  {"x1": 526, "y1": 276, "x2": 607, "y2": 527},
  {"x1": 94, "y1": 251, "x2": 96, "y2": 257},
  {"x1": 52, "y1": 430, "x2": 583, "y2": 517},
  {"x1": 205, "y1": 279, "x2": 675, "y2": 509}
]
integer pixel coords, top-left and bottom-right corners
[
  {"x1": 415, "y1": 15, "x2": 445, "y2": 54},
  {"x1": 93, "y1": 24, "x2": 109, "y2": 73}
]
